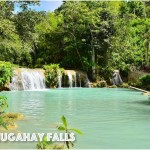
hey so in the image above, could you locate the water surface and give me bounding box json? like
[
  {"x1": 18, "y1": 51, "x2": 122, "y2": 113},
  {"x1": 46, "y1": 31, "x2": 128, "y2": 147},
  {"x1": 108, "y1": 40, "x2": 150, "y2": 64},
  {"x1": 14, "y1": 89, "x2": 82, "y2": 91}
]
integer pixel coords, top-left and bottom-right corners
[{"x1": 0, "y1": 88, "x2": 149, "y2": 149}]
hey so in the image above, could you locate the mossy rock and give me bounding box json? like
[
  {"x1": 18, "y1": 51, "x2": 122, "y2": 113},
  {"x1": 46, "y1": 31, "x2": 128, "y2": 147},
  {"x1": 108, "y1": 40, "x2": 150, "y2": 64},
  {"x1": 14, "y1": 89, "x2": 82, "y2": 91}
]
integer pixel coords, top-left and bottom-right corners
[
  {"x1": 92, "y1": 80, "x2": 107, "y2": 88},
  {"x1": 108, "y1": 85, "x2": 117, "y2": 88},
  {"x1": 119, "y1": 83, "x2": 129, "y2": 88},
  {"x1": 2, "y1": 112, "x2": 24, "y2": 120}
]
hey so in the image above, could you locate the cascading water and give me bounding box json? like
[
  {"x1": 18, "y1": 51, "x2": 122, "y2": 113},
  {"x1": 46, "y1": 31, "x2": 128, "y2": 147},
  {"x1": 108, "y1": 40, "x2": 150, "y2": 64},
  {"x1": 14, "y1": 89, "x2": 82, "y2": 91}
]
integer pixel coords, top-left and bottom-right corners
[
  {"x1": 21, "y1": 71, "x2": 45, "y2": 90},
  {"x1": 10, "y1": 68, "x2": 91, "y2": 90},
  {"x1": 112, "y1": 70, "x2": 123, "y2": 86},
  {"x1": 74, "y1": 72, "x2": 77, "y2": 87},
  {"x1": 67, "y1": 71, "x2": 73, "y2": 88},
  {"x1": 86, "y1": 75, "x2": 92, "y2": 88},
  {"x1": 58, "y1": 70, "x2": 62, "y2": 88},
  {"x1": 79, "y1": 74, "x2": 81, "y2": 87},
  {"x1": 10, "y1": 69, "x2": 46, "y2": 90},
  {"x1": 10, "y1": 72, "x2": 19, "y2": 90}
]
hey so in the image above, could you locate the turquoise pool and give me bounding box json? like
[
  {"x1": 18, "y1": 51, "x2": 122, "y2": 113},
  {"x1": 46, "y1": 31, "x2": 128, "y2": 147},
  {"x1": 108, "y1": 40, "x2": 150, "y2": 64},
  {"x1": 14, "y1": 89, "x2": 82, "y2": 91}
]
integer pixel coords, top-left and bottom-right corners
[{"x1": 0, "y1": 88, "x2": 150, "y2": 149}]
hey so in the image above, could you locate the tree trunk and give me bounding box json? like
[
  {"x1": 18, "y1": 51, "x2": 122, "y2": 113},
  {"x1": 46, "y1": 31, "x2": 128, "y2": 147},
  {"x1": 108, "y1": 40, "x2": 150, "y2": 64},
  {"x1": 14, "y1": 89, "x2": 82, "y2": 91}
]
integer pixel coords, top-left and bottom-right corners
[
  {"x1": 89, "y1": 25, "x2": 96, "y2": 81},
  {"x1": 92, "y1": 48, "x2": 96, "y2": 81}
]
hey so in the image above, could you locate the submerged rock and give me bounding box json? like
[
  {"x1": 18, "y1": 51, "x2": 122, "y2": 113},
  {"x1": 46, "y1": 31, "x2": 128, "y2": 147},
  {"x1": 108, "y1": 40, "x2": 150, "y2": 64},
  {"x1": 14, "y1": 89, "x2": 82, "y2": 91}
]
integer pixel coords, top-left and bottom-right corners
[
  {"x1": 0, "y1": 112, "x2": 24, "y2": 131},
  {"x1": 2, "y1": 112, "x2": 24, "y2": 120}
]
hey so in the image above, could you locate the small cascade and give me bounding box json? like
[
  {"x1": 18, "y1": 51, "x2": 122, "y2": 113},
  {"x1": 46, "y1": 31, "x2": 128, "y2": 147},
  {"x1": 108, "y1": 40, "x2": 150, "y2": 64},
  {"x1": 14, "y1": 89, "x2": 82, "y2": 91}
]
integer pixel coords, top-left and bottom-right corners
[
  {"x1": 74, "y1": 72, "x2": 77, "y2": 87},
  {"x1": 67, "y1": 71, "x2": 73, "y2": 88},
  {"x1": 21, "y1": 71, "x2": 45, "y2": 90},
  {"x1": 79, "y1": 74, "x2": 81, "y2": 87},
  {"x1": 58, "y1": 70, "x2": 62, "y2": 88},
  {"x1": 112, "y1": 70, "x2": 123, "y2": 86},
  {"x1": 10, "y1": 69, "x2": 46, "y2": 90},
  {"x1": 86, "y1": 75, "x2": 92, "y2": 88},
  {"x1": 10, "y1": 71, "x2": 19, "y2": 90}
]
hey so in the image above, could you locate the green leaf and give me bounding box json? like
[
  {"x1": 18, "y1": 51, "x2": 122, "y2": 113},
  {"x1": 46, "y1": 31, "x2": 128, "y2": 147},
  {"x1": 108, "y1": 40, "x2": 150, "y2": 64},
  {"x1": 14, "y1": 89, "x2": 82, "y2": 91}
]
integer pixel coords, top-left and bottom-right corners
[
  {"x1": 57, "y1": 125, "x2": 65, "y2": 131},
  {"x1": 61, "y1": 115, "x2": 67, "y2": 128},
  {"x1": 2, "y1": 123, "x2": 7, "y2": 130},
  {"x1": 69, "y1": 128, "x2": 83, "y2": 135},
  {"x1": 0, "y1": 116, "x2": 7, "y2": 130}
]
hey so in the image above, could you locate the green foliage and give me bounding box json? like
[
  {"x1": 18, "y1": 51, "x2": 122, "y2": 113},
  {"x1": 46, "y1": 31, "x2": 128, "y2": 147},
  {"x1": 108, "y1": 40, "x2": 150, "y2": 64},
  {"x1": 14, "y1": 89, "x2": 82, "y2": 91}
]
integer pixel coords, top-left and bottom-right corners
[
  {"x1": 0, "y1": 1, "x2": 45, "y2": 67},
  {"x1": 133, "y1": 74, "x2": 150, "y2": 91},
  {"x1": 109, "y1": 15, "x2": 150, "y2": 72},
  {"x1": 34, "y1": 12, "x2": 63, "y2": 67},
  {"x1": 120, "y1": 83, "x2": 129, "y2": 88},
  {"x1": 0, "y1": 96, "x2": 8, "y2": 114},
  {"x1": 36, "y1": 135, "x2": 64, "y2": 149},
  {"x1": 0, "y1": 18, "x2": 23, "y2": 64},
  {"x1": 57, "y1": 115, "x2": 83, "y2": 149},
  {"x1": 37, "y1": 116, "x2": 83, "y2": 149},
  {"x1": 139, "y1": 75, "x2": 150, "y2": 90},
  {"x1": 0, "y1": 1, "x2": 150, "y2": 82},
  {"x1": 36, "y1": 136, "x2": 53, "y2": 149},
  {"x1": 139, "y1": 75, "x2": 150, "y2": 86},
  {"x1": 0, "y1": 61, "x2": 13, "y2": 90},
  {"x1": 0, "y1": 116, "x2": 7, "y2": 130},
  {"x1": 43, "y1": 64, "x2": 64, "y2": 88},
  {"x1": 35, "y1": 1, "x2": 150, "y2": 80},
  {"x1": 0, "y1": 96, "x2": 8, "y2": 130}
]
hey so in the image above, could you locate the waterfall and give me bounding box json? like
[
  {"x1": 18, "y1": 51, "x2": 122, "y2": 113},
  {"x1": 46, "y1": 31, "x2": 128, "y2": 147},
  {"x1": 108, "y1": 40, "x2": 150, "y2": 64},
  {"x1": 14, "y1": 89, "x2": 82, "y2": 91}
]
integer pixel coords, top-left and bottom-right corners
[
  {"x1": 10, "y1": 69, "x2": 46, "y2": 90},
  {"x1": 21, "y1": 71, "x2": 45, "y2": 90},
  {"x1": 67, "y1": 71, "x2": 73, "y2": 88},
  {"x1": 58, "y1": 70, "x2": 62, "y2": 88},
  {"x1": 10, "y1": 68, "x2": 91, "y2": 90},
  {"x1": 86, "y1": 75, "x2": 92, "y2": 88},
  {"x1": 10, "y1": 71, "x2": 19, "y2": 90},
  {"x1": 79, "y1": 74, "x2": 81, "y2": 87},
  {"x1": 112, "y1": 70, "x2": 123, "y2": 86},
  {"x1": 74, "y1": 72, "x2": 77, "y2": 87}
]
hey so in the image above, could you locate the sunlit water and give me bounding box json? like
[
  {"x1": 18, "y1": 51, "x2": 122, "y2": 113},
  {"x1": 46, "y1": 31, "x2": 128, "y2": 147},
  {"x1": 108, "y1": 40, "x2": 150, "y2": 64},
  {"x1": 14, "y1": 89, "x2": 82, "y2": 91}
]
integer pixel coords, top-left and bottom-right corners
[{"x1": 0, "y1": 88, "x2": 150, "y2": 149}]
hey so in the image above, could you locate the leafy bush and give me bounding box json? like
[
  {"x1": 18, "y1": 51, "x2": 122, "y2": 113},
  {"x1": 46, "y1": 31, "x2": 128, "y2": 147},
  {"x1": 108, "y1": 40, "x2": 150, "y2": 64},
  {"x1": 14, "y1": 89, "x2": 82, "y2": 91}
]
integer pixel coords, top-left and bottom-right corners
[
  {"x1": 139, "y1": 75, "x2": 150, "y2": 90},
  {"x1": 0, "y1": 61, "x2": 14, "y2": 90},
  {"x1": 139, "y1": 75, "x2": 150, "y2": 86},
  {"x1": 43, "y1": 64, "x2": 64, "y2": 88},
  {"x1": 133, "y1": 74, "x2": 150, "y2": 91}
]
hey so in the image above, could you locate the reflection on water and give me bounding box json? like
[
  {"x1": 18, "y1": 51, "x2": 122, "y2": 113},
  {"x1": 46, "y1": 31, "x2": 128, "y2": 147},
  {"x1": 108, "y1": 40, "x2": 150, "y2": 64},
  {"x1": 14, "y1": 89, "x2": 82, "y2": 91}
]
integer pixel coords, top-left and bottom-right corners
[
  {"x1": 0, "y1": 88, "x2": 150, "y2": 149},
  {"x1": 131, "y1": 100, "x2": 150, "y2": 106}
]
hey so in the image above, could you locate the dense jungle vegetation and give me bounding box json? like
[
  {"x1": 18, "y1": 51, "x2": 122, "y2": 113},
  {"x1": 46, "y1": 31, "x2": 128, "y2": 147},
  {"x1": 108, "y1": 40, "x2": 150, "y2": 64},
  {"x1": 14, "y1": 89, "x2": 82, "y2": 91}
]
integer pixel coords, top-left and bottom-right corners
[{"x1": 0, "y1": 1, "x2": 150, "y2": 81}]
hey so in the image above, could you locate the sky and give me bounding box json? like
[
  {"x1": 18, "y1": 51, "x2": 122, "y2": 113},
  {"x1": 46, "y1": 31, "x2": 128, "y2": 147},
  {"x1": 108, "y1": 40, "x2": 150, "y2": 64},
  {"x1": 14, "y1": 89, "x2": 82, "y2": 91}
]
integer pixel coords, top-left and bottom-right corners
[
  {"x1": 31, "y1": 1, "x2": 63, "y2": 12},
  {"x1": 15, "y1": 1, "x2": 63, "y2": 13}
]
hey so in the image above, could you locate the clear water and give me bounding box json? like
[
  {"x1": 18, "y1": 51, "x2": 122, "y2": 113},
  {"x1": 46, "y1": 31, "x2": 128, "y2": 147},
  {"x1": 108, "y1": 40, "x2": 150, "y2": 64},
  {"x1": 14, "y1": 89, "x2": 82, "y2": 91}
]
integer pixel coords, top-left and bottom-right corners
[{"x1": 0, "y1": 88, "x2": 150, "y2": 149}]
